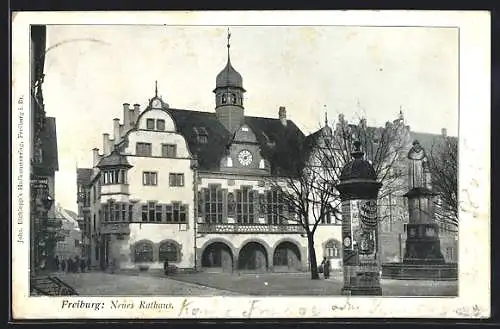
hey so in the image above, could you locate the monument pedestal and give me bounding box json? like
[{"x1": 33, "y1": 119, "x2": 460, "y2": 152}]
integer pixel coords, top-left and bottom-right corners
[{"x1": 404, "y1": 223, "x2": 445, "y2": 265}]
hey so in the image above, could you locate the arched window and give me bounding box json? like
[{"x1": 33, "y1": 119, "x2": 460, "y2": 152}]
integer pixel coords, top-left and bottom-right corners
[
  {"x1": 158, "y1": 241, "x2": 180, "y2": 262},
  {"x1": 325, "y1": 240, "x2": 341, "y2": 258},
  {"x1": 133, "y1": 241, "x2": 153, "y2": 263}
]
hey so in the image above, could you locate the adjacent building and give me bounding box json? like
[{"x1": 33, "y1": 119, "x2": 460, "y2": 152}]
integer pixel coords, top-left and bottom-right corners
[
  {"x1": 76, "y1": 33, "x2": 457, "y2": 273},
  {"x1": 54, "y1": 205, "x2": 82, "y2": 260},
  {"x1": 30, "y1": 25, "x2": 61, "y2": 274}
]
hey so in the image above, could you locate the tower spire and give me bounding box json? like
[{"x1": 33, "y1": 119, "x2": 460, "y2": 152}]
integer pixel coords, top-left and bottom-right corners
[
  {"x1": 155, "y1": 80, "x2": 158, "y2": 97},
  {"x1": 227, "y1": 28, "x2": 231, "y2": 62}
]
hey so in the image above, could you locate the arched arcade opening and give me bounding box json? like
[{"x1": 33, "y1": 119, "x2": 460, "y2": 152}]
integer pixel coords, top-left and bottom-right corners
[
  {"x1": 201, "y1": 242, "x2": 234, "y2": 273},
  {"x1": 238, "y1": 242, "x2": 268, "y2": 272}
]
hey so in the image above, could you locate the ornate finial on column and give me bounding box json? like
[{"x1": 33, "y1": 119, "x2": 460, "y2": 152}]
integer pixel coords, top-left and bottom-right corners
[{"x1": 155, "y1": 80, "x2": 158, "y2": 97}]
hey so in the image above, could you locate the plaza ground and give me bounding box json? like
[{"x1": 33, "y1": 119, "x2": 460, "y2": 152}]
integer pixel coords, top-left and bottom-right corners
[{"x1": 51, "y1": 270, "x2": 457, "y2": 297}]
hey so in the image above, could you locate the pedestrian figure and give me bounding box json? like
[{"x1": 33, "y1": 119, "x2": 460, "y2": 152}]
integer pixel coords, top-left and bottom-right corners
[
  {"x1": 74, "y1": 256, "x2": 80, "y2": 273},
  {"x1": 80, "y1": 258, "x2": 86, "y2": 273},
  {"x1": 55, "y1": 256, "x2": 60, "y2": 272},
  {"x1": 322, "y1": 257, "x2": 331, "y2": 279},
  {"x1": 163, "y1": 259, "x2": 169, "y2": 276}
]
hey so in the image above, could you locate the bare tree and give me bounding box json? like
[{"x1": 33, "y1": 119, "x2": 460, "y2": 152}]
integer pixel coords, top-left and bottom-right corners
[
  {"x1": 427, "y1": 136, "x2": 458, "y2": 227},
  {"x1": 264, "y1": 113, "x2": 410, "y2": 280}
]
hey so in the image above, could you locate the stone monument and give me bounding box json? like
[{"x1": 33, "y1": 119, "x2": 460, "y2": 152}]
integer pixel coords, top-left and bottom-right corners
[
  {"x1": 336, "y1": 141, "x2": 382, "y2": 295},
  {"x1": 403, "y1": 140, "x2": 445, "y2": 265}
]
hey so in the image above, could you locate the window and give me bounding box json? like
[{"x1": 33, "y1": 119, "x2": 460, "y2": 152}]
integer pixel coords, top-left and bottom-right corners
[
  {"x1": 204, "y1": 185, "x2": 224, "y2": 223},
  {"x1": 136, "y1": 142, "x2": 152, "y2": 156},
  {"x1": 155, "y1": 205, "x2": 163, "y2": 222},
  {"x1": 146, "y1": 119, "x2": 155, "y2": 130},
  {"x1": 446, "y1": 247, "x2": 454, "y2": 260},
  {"x1": 134, "y1": 241, "x2": 154, "y2": 263},
  {"x1": 221, "y1": 94, "x2": 227, "y2": 104},
  {"x1": 325, "y1": 240, "x2": 341, "y2": 258},
  {"x1": 236, "y1": 186, "x2": 255, "y2": 224},
  {"x1": 159, "y1": 241, "x2": 179, "y2": 262},
  {"x1": 169, "y1": 173, "x2": 184, "y2": 187},
  {"x1": 156, "y1": 119, "x2": 165, "y2": 131},
  {"x1": 102, "y1": 201, "x2": 132, "y2": 222},
  {"x1": 102, "y1": 169, "x2": 127, "y2": 185},
  {"x1": 165, "y1": 203, "x2": 187, "y2": 223},
  {"x1": 143, "y1": 171, "x2": 158, "y2": 186},
  {"x1": 266, "y1": 189, "x2": 284, "y2": 225},
  {"x1": 95, "y1": 246, "x2": 99, "y2": 261},
  {"x1": 162, "y1": 144, "x2": 177, "y2": 158},
  {"x1": 93, "y1": 214, "x2": 96, "y2": 231}
]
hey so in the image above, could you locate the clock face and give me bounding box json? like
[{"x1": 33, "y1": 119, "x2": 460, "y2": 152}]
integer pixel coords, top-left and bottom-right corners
[
  {"x1": 152, "y1": 99, "x2": 161, "y2": 108},
  {"x1": 343, "y1": 236, "x2": 352, "y2": 248},
  {"x1": 238, "y1": 150, "x2": 253, "y2": 166}
]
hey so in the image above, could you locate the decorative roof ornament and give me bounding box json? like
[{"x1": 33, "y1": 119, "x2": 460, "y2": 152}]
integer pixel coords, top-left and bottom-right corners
[
  {"x1": 215, "y1": 28, "x2": 244, "y2": 91},
  {"x1": 155, "y1": 80, "x2": 158, "y2": 97}
]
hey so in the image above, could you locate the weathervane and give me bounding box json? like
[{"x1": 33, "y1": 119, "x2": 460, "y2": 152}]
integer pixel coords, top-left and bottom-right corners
[{"x1": 155, "y1": 80, "x2": 158, "y2": 97}]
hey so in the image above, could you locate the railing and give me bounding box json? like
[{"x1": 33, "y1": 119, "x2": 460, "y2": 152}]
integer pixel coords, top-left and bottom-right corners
[
  {"x1": 31, "y1": 275, "x2": 79, "y2": 296},
  {"x1": 197, "y1": 223, "x2": 305, "y2": 234}
]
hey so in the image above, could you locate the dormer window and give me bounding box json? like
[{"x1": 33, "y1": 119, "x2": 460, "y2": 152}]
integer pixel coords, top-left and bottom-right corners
[
  {"x1": 157, "y1": 119, "x2": 165, "y2": 131},
  {"x1": 193, "y1": 126, "x2": 208, "y2": 144},
  {"x1": 146, "y1": 119, "x2": 155, "y2": 130}
]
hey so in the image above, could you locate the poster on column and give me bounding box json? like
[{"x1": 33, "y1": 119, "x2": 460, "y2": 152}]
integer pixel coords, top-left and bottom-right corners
[{"x1": 11, "y1": 10, "x2": 490, "y2": 320}]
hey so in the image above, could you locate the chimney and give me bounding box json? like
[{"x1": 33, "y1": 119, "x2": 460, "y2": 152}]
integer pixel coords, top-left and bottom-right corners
[
  {"x1": 441, "y1": 128, "x2": 447, "y2": 137},
  {"x1": 133, "y1": 104, "x2": 140, "y2": 125},
  {"x1": 103, "y1": 133, "x2": 111, "y2": 154},
  {"x1": 122, "y1": 103, "x2": 130, "y2": 131},
  {"x1": 278, "y1": 106, "x2": 287, "y2": 126},
  {"x1": 113, "y1": 118, "x2": 121, "y2": 145},
  {"x1": 129, "y1": 108, "x2": 136, "y2": 126},
  {"x1": 92, "y1": 148, "x2": 101, "y2": 167}
]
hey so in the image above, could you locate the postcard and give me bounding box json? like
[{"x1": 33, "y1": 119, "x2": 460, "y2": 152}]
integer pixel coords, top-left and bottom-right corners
[{"x1": 11, "y1": 10, "x2": 490, "y2": 319}]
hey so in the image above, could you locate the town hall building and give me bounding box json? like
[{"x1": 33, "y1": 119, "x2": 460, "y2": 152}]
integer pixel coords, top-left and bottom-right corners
[{"x1": 76, "y1": 32, "x2": 457, "y2": 274}]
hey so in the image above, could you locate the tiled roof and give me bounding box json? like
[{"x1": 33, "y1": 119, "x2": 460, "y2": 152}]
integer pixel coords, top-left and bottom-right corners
[
  {"x1": 245, "y1": 116, "x2": 306, "y2": 175},
  {"x1": 97, "y1": 149, "x2": 132, "y2": 168},
  {"x1": 76, "y1": 168, "x2": 93, "y2": 186},
  {"x1": 167, "y1": 108, "x2": 306, "y2": 175},
  {"x1": 168, "y1": 109, "x2": 231, "y2": 172}
]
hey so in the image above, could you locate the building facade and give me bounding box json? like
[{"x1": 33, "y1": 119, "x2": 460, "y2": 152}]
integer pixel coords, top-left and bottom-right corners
[
  {"x1": 54, "y1": 206, "x2": 82, "y2": 260},
  {"x1": 30, "y1": 25, "x2": 61, "y2": 274},
  {"x1": 76, "y1": 34, "x2": 456, "y2": 273}
]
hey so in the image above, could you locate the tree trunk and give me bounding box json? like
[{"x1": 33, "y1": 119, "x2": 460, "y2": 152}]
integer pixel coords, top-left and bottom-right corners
[{"x1": 307, "y1": 232, "x2": 320, "y2": 280}]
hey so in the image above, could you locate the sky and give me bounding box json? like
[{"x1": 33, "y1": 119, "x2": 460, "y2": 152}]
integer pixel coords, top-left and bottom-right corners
[{"x1": 42, "y1": 25, "x2": 459, "y2": 212}]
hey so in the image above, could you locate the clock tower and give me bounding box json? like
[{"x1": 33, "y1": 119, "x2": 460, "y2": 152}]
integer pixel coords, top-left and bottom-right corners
[{"x1": 214, "y1": 28, "x2": 246, "y2": 134}]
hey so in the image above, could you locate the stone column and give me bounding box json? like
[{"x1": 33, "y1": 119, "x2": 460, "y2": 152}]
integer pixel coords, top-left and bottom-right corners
[{"x1": 336, "y1": 141, "x2": 382, "y2": 295}]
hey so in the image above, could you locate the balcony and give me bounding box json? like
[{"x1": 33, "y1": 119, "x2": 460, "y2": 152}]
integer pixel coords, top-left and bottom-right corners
[{"x1": 197, "y1": 223, "x2": 305, "y2": 234}]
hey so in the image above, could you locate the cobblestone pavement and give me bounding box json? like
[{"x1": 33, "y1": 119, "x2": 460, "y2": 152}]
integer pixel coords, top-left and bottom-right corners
[
  {"x1": 53, "y1": 272, "x2": 241, "y2": 296},
  {"x1": 166, "y1": 271, "x2": 458, "y2": 296},
  {"x1": 54, "y1": 270, "x2": 457, "y2": 296}
]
